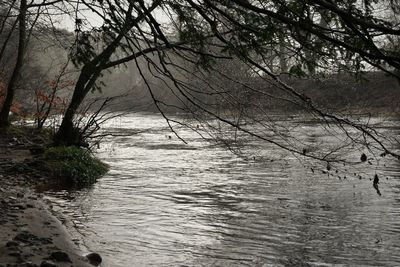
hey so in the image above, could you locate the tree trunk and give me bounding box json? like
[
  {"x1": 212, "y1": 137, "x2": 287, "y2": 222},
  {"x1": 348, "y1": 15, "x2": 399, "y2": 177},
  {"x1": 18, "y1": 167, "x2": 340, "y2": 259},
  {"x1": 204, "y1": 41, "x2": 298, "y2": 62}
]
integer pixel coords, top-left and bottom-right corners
[
  {"x1": 53, "y1": 73, "x2": 90, "y2": 146},
  {"x1": 54, "y1": 27, "x2": 127, "y2": 145},
  {"x1": 278, "y1": 33, "x2": 288, "y2": 73},
  {"x1": 305, "y1": 10, "x2": 329, "y2": 77},
  {"x1": 53, "y1": 16, "x2": 131, "y2": 145},
  {"x1": 0, "y1": 0, "x2": 26, "y2": 127},
  {"x1": 54, "y1": 62, "x2": 107, "y2": 146}
]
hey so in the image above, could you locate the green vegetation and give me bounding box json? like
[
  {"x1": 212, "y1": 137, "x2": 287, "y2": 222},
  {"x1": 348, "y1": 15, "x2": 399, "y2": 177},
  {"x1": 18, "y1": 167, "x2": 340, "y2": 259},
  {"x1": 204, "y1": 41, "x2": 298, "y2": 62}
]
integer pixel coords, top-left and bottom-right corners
[
  {"x1": 0, "y1": 125, "x2": 108, "y2": 187},
  {"x1": 41, "y1": 146, "x2": 109, "y2": 186},
  {"x1": 0, "y1": 125, "x2": 108, "y2": 186}
]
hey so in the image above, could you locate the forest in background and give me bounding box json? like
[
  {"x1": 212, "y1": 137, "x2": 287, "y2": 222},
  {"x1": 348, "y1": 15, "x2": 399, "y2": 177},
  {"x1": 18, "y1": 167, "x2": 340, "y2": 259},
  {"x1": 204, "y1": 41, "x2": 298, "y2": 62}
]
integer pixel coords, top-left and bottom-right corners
[
  {"x1": 2, "y1": 30, "x2": 399, "y2": 116},
  {"x1": 1, "y1": 0, "x2": 400, "y2": 163}
]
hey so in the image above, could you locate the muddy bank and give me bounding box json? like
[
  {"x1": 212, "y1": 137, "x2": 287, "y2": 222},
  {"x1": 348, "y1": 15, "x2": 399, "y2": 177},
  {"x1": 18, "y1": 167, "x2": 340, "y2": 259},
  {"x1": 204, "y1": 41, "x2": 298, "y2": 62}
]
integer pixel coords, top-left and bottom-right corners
[
  {"x1": 0, "y1": 175, "x2": 94, "y2": 267},
  {"x1": 0, "y1": 127, "x2": 101, "y2": 267}
]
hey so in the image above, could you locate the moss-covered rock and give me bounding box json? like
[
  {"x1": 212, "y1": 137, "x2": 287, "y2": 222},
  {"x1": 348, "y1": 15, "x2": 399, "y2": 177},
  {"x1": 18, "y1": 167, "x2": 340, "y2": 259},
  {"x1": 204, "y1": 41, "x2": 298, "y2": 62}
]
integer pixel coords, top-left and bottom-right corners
[{"x1": 41, "y1": 146, "x2": 108, "y2": 185}]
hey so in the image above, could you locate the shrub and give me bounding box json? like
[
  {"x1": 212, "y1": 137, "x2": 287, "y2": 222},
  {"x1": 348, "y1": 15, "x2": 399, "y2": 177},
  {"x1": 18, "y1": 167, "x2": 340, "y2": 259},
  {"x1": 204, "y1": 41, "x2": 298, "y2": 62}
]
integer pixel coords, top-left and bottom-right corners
[{"x1": 42, "y1": 146, "x2": 108, "y2": 185}]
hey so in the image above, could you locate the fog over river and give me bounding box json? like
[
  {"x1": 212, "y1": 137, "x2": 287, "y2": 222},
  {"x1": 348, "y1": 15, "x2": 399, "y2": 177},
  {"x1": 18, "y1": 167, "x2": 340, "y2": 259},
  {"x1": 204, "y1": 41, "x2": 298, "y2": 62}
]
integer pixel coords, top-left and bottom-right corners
[{"x1": 43, "y1": 113, "x2": 400, "y2": 266}]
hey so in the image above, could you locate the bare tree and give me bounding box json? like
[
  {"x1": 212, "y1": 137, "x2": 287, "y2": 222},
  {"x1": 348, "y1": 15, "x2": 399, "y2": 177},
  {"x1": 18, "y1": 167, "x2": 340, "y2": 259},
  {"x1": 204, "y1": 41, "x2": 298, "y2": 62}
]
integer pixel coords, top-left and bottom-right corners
[
  {"x1": 47, "y1": 0, "x2": 399, "y2": 165},
  {"x1": 0, "y1": 0, "x2": 73, "y2": 126},
  {"x1": 0, "y1": 0, "x2": 27, "y2": 126}
]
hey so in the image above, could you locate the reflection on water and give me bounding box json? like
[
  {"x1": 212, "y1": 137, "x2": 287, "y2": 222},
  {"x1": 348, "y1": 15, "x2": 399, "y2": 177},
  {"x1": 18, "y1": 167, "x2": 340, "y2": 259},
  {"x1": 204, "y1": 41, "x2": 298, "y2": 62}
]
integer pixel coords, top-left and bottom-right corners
[{"x1": 43, "y1": 113, "x2": 400, "y2": 266}]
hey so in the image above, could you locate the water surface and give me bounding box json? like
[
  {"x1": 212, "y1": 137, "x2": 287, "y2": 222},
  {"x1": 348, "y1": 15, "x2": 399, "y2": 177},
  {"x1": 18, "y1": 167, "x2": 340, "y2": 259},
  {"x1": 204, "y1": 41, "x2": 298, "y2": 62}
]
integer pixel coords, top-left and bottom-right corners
[{"x1": 44, "y1": 113, "x2": 400, "y2": 266}]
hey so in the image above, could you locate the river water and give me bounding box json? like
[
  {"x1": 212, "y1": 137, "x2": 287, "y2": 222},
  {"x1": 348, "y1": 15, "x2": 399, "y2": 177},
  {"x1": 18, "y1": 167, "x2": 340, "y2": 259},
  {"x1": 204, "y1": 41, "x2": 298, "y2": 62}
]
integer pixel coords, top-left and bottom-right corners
[{"x1": 43, "y1": 113, "x2": 400, "y2": 266}]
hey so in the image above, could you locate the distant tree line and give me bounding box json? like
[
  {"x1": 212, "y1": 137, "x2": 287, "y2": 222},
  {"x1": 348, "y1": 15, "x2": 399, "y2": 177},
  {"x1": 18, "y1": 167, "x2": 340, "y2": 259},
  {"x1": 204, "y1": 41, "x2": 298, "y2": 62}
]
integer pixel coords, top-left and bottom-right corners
[{"x1": 1, "y1": 0, "x2": 400, "y2": 162}]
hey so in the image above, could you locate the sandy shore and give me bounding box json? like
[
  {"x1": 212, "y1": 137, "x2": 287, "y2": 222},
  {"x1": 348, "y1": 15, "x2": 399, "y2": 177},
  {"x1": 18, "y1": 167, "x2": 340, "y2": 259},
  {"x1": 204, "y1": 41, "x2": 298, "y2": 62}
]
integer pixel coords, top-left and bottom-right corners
[{"x1": 0, "y1": 128, "x2": 96, "y2": 267}]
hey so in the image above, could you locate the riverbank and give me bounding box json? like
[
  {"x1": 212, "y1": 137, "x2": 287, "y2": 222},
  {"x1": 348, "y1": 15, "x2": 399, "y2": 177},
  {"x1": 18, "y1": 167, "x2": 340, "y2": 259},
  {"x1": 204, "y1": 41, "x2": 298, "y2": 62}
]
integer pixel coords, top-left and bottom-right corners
[
  {"x1": 0, "y1": 177, "x2": 93, "y2": 266},
  {"x1": 0, "y1": 126, "x2": 98, "y2": 266}
]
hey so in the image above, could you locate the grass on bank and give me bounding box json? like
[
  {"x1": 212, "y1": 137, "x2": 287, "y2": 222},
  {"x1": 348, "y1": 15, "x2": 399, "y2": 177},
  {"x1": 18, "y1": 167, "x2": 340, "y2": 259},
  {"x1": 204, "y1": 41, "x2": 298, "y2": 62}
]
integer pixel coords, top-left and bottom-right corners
[
  {"x1": 41, "y1": 146, "x2": 109, "y2": 186},
  {"x1": 0, "y1": 125, "x2": 108, "y2": 186}
]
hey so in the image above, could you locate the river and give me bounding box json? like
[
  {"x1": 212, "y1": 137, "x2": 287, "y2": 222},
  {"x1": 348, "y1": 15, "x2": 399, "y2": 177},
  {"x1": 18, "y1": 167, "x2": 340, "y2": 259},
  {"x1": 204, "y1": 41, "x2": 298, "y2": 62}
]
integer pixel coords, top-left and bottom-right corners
[{"x1": 43, "y1": 113, "x2": 400, "y2": 266}]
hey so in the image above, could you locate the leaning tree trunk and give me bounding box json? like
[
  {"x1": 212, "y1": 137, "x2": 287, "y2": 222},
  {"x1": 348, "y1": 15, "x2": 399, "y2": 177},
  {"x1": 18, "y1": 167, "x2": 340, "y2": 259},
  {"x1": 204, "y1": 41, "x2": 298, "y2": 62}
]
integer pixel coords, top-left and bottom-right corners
[
  {"x1": 0, "y1": 0, "x2": 27, "y2": 127},
  {"x1": 54, "y1": 17, "x2": 131, "y2": 145},
  {"x1": 53, "y1": 90, "x2": 85, "y2": 146},
  {"x1": 53, "y1": 71, "x2": 92, "y2": 146},
  {"x1": 54, "y1": 63, "x2": 106, "y2": 146}
]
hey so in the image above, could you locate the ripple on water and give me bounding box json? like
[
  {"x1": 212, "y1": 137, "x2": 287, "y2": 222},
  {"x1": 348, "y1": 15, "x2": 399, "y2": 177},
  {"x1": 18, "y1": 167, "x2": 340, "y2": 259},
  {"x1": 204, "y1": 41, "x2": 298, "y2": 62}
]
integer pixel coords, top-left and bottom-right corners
[{"x1": 43, "y1": 114, "x2": 400, "y2": 267}]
